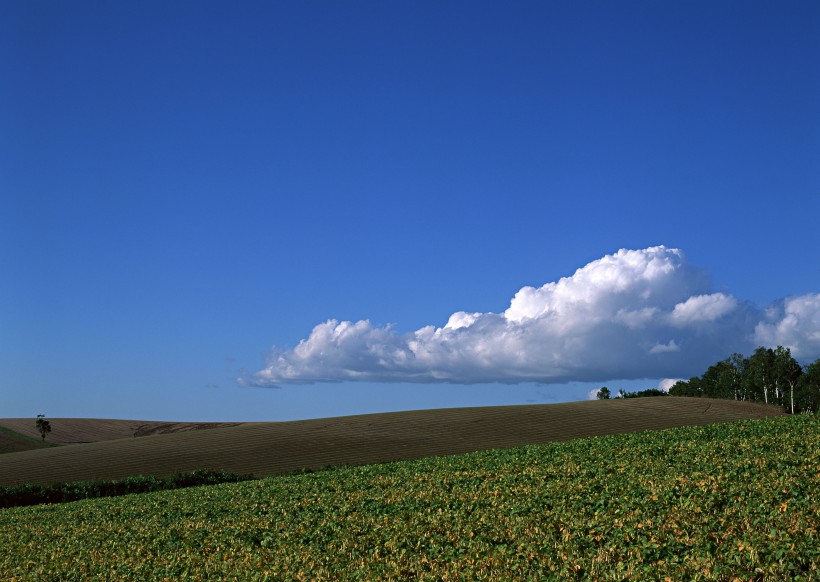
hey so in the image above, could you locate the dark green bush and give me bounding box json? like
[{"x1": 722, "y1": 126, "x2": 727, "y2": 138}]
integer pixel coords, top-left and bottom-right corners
[{"x1": 0, "y1": 469, "x2": 253, "y2": 509}]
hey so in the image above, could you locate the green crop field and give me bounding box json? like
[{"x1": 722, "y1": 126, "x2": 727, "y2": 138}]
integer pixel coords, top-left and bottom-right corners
[{"x1": 1, "y1": 414, "x2": 817, "y2": 581}]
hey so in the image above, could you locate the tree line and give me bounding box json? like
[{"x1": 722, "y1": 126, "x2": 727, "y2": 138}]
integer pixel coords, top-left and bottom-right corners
[
  {"x1": 668, "y1": 346, "x2": 820, "y2": 414},
  {"x1": 596, "y1": 387, "x2": 668, "y2": 400}
]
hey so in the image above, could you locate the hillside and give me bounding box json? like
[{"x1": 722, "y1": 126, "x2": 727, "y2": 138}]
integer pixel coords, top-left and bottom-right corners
[
  {"x1": 2, "y1": 413, "x2": 816, "y2": 580},
  {"x1": 0, "y1": 398, "x2": 782, "y2": 486},
  {"x1": 0, "y1": 418, "x2": 246, "y2": 446},
  {"x1": 0, "y1": 426, "x2": 54, "y2": 454}
]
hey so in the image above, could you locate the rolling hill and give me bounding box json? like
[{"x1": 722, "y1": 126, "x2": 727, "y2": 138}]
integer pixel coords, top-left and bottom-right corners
[
  {"x1": 0, "y1": 398, "x2": 782, "y2": 486},
  {"x1": 0, "y1": 417, "x2": 246, "y2": 446},
  {"x1": 0, "y1": 426, "x2": 55, "y2": 454}
]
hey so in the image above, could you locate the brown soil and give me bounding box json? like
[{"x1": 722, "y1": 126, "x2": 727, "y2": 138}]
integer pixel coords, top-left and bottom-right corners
[
  {"x1": 0, "y1": 427, "x2": 54, "y2": 454},
  {"x1": 0, "y1": 398, "x2": 783, "y2": 486},
  {"x1": 0, "y1": 418, "x2": 246, "y2": 446}
]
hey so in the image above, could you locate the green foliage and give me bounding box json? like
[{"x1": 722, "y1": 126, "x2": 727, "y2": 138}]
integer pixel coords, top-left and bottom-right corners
[
  {"x1": 1, "y1": 415, "x2": 817, "y2": 580},
  {"x1": 0, "y1": 469, "x2": 253, "y2": 509},
  {"x1": 0, "y1": 426, "x2": 57, "y2": 454},
  {"x1": 596, "y1": 386, "x2": 611, "y2": 399},
  {"x1": 35, "y1": 414, "x2": 51, "y2": 442},
  {"x1": 617, "y1": 388, "x2": 668, "y2": 399},
  {"x1": 796, "y1": 360, "x2": 820, "y2": 413},
  {"x1": 669, "y1": 377, "x2": 701, "y2": 397},
  {"x1": 670, "y1": 346, "x2": 820, "y2": 414}
]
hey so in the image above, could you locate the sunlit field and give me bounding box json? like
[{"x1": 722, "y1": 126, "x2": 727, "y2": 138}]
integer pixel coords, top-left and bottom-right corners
[{"x1": 2, "y1": 414, "x2": 817, "y2": 580}]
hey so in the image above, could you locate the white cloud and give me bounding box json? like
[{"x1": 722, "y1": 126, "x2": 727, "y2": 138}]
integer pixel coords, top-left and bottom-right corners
[
  {"x1": 657, "y1": 378, "x2": 683, "y2": 392},
  {"x1": 649, "y1": 340, "x2": 680, "y2": 354},
  {"x1": 444, "y1": 311, "x2": 482, "y2": 330},
  {"x1": 754, "y1": 294, "x2": 820, "y2": 359},
  {"x1": 670, "y1": 293, "x2": 738, "y2": 324},
  {"x1": 251, "y1": 246, "x2": 820, "y2": 386}
]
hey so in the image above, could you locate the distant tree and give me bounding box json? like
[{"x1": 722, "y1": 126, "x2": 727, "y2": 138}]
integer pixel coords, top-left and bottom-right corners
[
  {"x1": 669, "y1": 346, "x2": 810, "y2": 414},
  {"x1": 669, "y1": 378, "x2": 702, "y2": 397},
  {"x1": 773, "y1": 346, "x2": 802, "y2": 414},
  {"x1": 668, "y1": 380, "x2": 689, "y2": 396},
  {"x1": 640, "y1": 388, "x2": 669, "y2": 397},
  {"x1": 35, "y1": 414, "x2": 51, "y2": 442},
  {"x1": 728, "y1": 353, "x2": 749, "y2": 401},
  {"x1": 747, "y1": 347, "x2": 776, "y2": 404},
  {"x1": 701, "y1": 360, "x2": 737, "y2": 399},
  {"x1": 596, "y1": 387, "x2": 611, "y2": 400},
  {"x1": 618, "y1": 388, "x2": 669, "y2": 399},
  {"x1": 794, "y1": 359, "x2": 820, "y2": 414}
]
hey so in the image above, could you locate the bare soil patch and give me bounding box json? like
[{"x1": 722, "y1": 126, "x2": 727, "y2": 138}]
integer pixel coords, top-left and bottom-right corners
[
  {"x1": 0, "y1": 398, "x2": 783, "y2": 486},
  {"x1": 0, "y1": 418, "x2": 246, "y2": 446}
]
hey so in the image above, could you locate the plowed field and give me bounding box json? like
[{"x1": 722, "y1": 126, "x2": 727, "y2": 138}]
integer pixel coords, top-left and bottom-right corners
[
  {"x1": 0, "y1": 427, "x2": 54, "y2": 454},
  {"x1": 0, "y1": 398, "x2": 782, "y2": 486},
  {"x1": 0, "y1": 418, "x2": 246, "y2": 446}
]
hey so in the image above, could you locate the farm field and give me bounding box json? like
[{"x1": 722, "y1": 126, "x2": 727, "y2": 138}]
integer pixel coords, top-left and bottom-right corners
[
  {"x1": 1, "y1": 413, "x2": 817, "y2": 580},
  {"x1": 0, "y1": 417, "x2": 246, "y2": 446},
  {"x1": 0, "y1": 398, "x2": 782, "y2": 486},
  {"x1": 0, "y1": 426, "x2": 54, "y2": 455}
]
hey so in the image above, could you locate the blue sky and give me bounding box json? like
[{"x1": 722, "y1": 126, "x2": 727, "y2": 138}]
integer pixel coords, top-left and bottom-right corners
[{"x1": 2, "y1": 2, "x2": 818, "y2": 421}]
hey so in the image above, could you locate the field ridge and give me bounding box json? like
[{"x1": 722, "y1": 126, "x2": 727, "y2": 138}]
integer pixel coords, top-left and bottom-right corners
[
  {"x1": 0, "y1": 398, "x2": 782, "y2": 486},
  {"x1": 0, "y1": 418, "x2": 246, "y2": 446}
]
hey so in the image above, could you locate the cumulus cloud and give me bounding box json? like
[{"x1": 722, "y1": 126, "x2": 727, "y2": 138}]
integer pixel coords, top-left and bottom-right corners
[
  {"x1": 670, "y1": 293, "x2": 738, "y2": 324},
  {"x1": 657, "y1": 378, "x2": 683, "y2": 392},
  {"x1": 251, "y1": 246, "x2": 820, "y2": 386},
  {"x1": 754, "y1": 294, "x2": 820, "y2": 359}
]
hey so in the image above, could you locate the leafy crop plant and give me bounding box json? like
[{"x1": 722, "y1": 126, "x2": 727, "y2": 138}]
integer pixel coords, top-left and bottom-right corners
[{"x1": 1, "y1": 414, "x2": 817, "y2": 580}]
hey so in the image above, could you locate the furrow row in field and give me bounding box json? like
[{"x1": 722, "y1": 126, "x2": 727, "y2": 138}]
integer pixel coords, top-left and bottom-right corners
[
  {"x1": 0, "y1": 398, "x2": 782, "y2": 486},
  {"x1": 0, "y1": 418, "x2": 246, "y2": 445}
]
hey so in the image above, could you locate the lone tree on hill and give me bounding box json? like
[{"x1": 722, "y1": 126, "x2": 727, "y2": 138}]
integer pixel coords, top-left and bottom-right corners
[
  {"x1": 35, "y1": 414, "x2": 51, "y2": 442},
  {"x1": 596, "y1": 386, "x2": 611, "y2": 399}
]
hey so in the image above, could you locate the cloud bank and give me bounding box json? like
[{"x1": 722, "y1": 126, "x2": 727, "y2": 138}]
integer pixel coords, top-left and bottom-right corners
[{"x1": 252, "y1": 246, "x2": 820, "y2": 386}]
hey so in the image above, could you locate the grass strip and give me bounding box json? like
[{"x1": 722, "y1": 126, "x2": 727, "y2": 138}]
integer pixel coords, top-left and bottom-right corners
[{"x1": 0, "y1": 425, "x2": 58, "y2": 454}]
